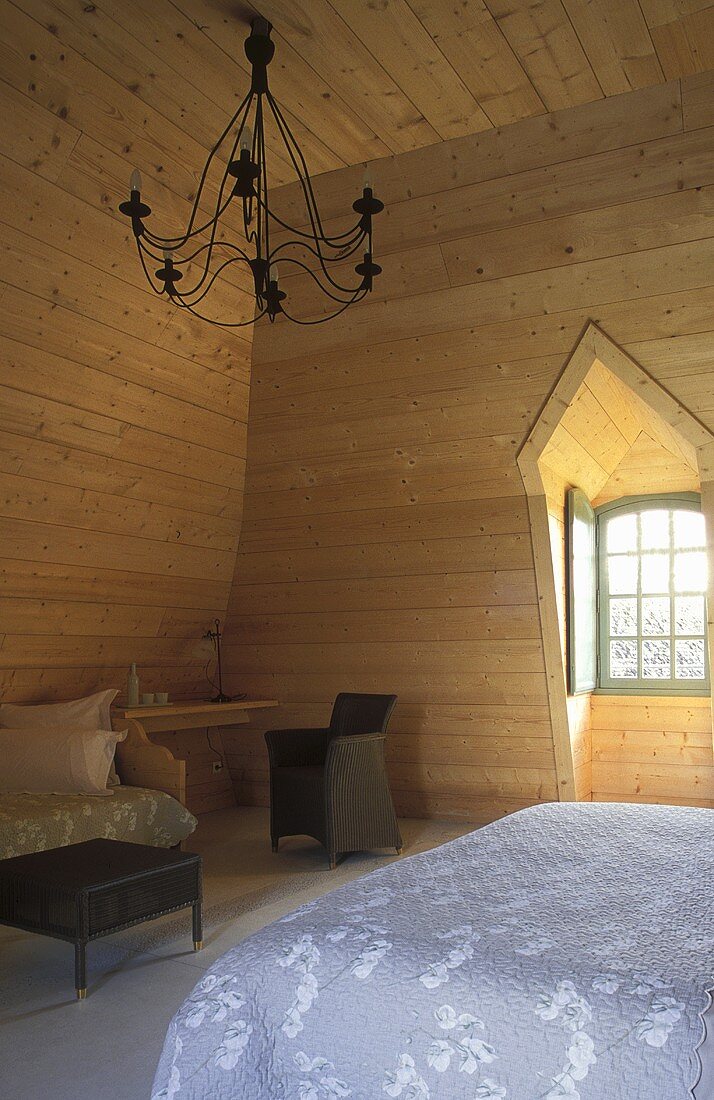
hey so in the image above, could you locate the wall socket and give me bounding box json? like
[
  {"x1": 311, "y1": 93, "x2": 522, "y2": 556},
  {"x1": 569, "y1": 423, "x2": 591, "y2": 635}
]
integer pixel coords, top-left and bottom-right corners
[{"x1": 212, "y1": 761, "x2": 224, "y2": 774}]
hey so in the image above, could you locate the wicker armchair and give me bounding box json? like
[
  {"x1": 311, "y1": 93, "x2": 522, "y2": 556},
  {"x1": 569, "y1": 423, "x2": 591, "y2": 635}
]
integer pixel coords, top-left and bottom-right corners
[{"x1": 265, "y1": 693, "x2": 401, "y2": 869}]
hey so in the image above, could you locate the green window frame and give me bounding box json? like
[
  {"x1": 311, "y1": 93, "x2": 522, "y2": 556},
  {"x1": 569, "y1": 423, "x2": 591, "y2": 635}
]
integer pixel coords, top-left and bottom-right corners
[{"x1": 595, "y1": 492, "x2": 709, "y2": 696}]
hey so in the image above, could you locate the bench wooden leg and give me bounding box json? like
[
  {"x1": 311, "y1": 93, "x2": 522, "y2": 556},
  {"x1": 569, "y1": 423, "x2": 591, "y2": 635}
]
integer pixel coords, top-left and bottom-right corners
[
  {"x1": 75, "y1": 941, "x2": 87, "y2": 1000},
  {"x1": 192, "y1": 900, "x2": 203, "y2": 951}
]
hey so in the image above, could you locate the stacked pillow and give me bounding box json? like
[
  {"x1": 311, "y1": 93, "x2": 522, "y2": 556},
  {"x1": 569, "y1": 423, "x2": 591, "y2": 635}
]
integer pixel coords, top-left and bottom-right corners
[{"x1": 0, "y1": 689, "x2": 126, "y2": 796}]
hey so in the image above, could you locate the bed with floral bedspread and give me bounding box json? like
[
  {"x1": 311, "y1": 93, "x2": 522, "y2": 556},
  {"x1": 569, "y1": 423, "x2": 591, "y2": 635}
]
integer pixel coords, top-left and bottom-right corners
[
  {"x1": 0, "y1": 786, "x2": 197, "y2": 859},
  {"x1": 152, "y1": 802, "x2": 712, "y2": 1100}
]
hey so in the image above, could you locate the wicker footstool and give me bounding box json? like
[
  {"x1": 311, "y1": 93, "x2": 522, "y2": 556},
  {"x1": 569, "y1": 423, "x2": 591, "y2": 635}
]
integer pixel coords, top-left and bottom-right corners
[{"x1": 0, "y1": 838, "x2": 202, "y2": 999}]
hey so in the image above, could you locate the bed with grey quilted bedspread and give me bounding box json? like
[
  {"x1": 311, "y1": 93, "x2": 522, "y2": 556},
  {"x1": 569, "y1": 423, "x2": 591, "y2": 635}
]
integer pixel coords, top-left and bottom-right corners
[{"x1": 152, "y1": 802, "x2": 713, "y2": 1100}]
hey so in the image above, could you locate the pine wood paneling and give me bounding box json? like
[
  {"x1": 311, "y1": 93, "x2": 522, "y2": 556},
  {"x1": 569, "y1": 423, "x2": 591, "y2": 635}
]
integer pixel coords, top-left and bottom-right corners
[
  {"x1": 483, "y1": 0, "x2": 604, "y2": 112},
  {"x1": 226, "y1": 73, "x2": 714, "y2": 821},
  {"x1": 13, "y1": 0, "x2": 695, "y2": 179},
  {"x1": 0, "y1": 8, "x2": 252, "y2": 709},
  {"x1": 3, "y1": 2, "x2": 714, "y2": 814},
  {"x1": 592, "y1": 695, "x2": 714, "y2": 803},
  {"x1": 593, "y1": 430, "x2": 700, "y2": 504}
]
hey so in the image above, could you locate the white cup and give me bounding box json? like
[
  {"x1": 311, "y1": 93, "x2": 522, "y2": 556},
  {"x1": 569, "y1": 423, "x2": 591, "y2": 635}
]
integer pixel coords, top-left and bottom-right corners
[
  {"x1": 141, "y1": 693, "x2": 155, "y2": 706},
  {"x1": 155, "y1": 692, "x2": 169, "y2": 705}
]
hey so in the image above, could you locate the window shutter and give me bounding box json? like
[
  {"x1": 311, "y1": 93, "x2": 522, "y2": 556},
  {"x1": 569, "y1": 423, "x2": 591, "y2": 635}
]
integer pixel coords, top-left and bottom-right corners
[{"x1": 566, "y1": 488, "x2": 597, "y2": 693}]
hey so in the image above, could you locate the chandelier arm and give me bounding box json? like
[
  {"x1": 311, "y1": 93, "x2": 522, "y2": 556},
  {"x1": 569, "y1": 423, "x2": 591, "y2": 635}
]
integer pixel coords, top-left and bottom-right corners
[
  {"x1": 267, "y1": 93, "x2": 373, "y2": 253},
  {"x1": 138, "y1": 234, "x2": 218, "y2": 298},
  {"x1": 175, "y1": 96, "x2": 258, "y2": 290},
  {"x1": 144, "y1": 155, "x2": 244, "y2": 299},
  {"x1": 258, "y1": 95, "x2": 272, "y2": 271},
  {"x1": 142, "y1": 86, "x2": 250, "y2": 252},
  {"x1": 139, "y1": 237, "x2": 252, "y2": 269},
  {"x1": 137, "y1": 240, "x2": 169, "y2": 296},
  {"x1": 262, "y1": 97, "x2": 375, "y2": 295},
  {"x1": 270, "y1": 231, "x2": 366, "y2": 266},
  {"x1": 266, "y1": 91, "x2": 331, "y2": 243},
  {"x1": 258, "y1": 191, "x2": 366, "y2": 245},
  {"x1": 170, "y1": 254, "x2": 255, "y2": 308},
  {"x1": 140, "y1": 191, "x2": 235, "y2": 250},
  {"x1": 269, "y1": 225, "x2": 368, "y2": 294},
  {"x1": 279, "y1": 288, "x2": 369, "y2": 326},
  {"x1": 140, "y1": 90, "x2": 254, "y2": 253},
  {"x1": 269, "y1": 245, "x2": 368, "y2": 298},
  {"x1": 181, "y1": 89, "x2": 254, "y2": 245},
  {"x1": 271, "y1": 258, "x2": 365, "y2": 304}
]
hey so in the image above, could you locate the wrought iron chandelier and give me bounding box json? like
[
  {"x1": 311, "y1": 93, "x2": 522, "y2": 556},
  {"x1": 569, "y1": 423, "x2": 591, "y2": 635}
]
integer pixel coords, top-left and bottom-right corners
[{"x1": 119, "y1": 17, "x2": 384, "y2": 327}]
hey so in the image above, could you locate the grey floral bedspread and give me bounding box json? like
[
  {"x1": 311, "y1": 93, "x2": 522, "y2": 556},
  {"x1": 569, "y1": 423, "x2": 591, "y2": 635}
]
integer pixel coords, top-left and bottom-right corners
[
  {"x1": 152, "y1": 802, "x2": 713, "y2": 1100},
  {"x1": 0, "y1": 786, "x2": 197, "y2": 858}
]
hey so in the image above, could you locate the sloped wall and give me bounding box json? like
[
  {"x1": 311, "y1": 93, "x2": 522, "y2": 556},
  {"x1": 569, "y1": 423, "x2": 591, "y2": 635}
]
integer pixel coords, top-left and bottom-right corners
[
  {"x1": 223, "y1": 73, "x2": 714, "y2": 821},
  {"x1": 0, "y1": 7, "x2": 253, "y2": 707}
]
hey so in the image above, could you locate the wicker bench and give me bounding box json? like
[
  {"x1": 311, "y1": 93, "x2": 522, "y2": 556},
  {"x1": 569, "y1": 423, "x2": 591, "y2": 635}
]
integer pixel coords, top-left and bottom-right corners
[{"x1": 0, "y1": 838, "x2": 202, "y2": 999}]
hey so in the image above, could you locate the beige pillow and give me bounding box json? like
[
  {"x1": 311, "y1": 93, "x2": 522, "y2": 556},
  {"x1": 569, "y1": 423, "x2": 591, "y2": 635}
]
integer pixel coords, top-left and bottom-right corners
[
  {"x1": 0, "y1": 690, "x2": 121, "y2": 786},
  {"x1": 0, "y1": 727, "x2": 127, "y2": 796}
]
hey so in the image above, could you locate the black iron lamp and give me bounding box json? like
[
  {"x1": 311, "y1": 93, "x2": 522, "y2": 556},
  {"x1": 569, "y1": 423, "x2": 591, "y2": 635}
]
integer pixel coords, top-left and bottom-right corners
[
  {"x1": 204, "y1": 619, "x2": 231, "y2": 704},
  {"x1": 119, "y1": 18, "x2": 384, "y2": 327}
]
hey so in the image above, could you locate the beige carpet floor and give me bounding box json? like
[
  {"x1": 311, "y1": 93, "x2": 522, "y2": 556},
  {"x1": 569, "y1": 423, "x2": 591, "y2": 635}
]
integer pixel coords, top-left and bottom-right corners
[{"x1": 0, "y1": 806, "x2": 475, "y2": 1100}]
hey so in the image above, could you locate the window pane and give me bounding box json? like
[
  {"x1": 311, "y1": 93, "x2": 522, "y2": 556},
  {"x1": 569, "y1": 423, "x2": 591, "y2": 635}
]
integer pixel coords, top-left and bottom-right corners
[
  {"x1": 640, "y1": 509, "x2": 670, "y2": 550},
  {"x1": 675, "y1": 639, "x2": 706, "y2": 679},
  {"x1": 675, "y1": 596, "x2": 705, "y2": 636},
  {"x1": 673, "y1": 551, "x2": 707, "y2": 593},
  {"x1": 642, "y1": 638, "x2": 670, "y2": 679},
  {"x1": 610, "y1": 639, "x2": 637, "y2": 678},
  {"x1": 608, "y1": 555, "x2": 638, "y2": 594},
  {"x1": 642, "y1": 597, "x2": 669, "y2": 636},
  {"x1": 609, "y1": 598, "x2": 637, "y2": 636},
  {"x1": 607, "y1": 513, "x2": 637, "y2": 554},
  {"x1": 641, "y1": 553, "x2": 669, "y2": 594},
  {"x1": 673, "y1": 510, "x2": 705, "y2": 549}
]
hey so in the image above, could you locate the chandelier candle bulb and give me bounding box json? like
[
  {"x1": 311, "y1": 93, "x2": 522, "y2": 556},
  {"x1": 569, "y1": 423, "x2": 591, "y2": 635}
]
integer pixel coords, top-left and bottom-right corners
[{"x1": 119, "y1": 18, "x2": 383, "y2": 327}]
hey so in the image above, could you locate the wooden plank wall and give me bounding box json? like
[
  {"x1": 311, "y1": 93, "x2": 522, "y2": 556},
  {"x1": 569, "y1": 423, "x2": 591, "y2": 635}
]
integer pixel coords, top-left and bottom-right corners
[
  {"x1": 591, "y1": 696, "x2": 714, "y2": 806},
  {"x1": 222, "y1": 73, "x2": 714, "y2": 822},
  {"x1": 0, "y1": 7, "x2": 254, "y2": 713}
]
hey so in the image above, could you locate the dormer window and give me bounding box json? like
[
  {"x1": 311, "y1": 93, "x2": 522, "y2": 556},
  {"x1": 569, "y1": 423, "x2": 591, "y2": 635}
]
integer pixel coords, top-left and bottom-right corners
[{"x1": 568, "y1": 492, "x2": 709, "y2": 695}]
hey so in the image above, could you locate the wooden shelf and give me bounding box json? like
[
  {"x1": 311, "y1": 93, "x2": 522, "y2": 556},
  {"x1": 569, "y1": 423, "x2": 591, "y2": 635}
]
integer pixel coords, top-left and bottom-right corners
[{"x1": 113, "y1": 699, "x2": 278, "y2": 732}]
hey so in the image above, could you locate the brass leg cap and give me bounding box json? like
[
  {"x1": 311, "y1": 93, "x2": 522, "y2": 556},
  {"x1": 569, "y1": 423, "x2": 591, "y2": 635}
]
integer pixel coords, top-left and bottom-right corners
[
  {"x1": 396, "y1": 848, "x2": 403, "y2": 855},
  {"x1": 76, "y1": 988, "x2": 87, "y2": 1000},
  {"x1": 193, "y1": 940, "x2": 203, "y2": 951}
]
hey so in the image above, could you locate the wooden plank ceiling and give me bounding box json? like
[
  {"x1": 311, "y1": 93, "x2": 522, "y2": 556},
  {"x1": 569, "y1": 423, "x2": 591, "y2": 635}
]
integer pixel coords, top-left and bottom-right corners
[{"x1": 9, "y1": 0, "x2": 713, "y2": 187}]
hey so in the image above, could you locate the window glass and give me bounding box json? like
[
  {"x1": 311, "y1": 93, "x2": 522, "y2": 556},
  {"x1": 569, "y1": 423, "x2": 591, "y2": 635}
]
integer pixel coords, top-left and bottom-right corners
[
  {"x1": 641, "y1": 510, "x2": 669, "y2": 550},
  {"x1": 673, "y1": 510, "x2": 705, "y2": 549},
  {"x1": 608, "y1": 555, "x2": 637, "y2": 595},
  {"x1": 607, "y1": 513, "x2": 637, "y2": 553},
  {"x1": 597, "y1": 496, "x2": 708, "y2": 694}
]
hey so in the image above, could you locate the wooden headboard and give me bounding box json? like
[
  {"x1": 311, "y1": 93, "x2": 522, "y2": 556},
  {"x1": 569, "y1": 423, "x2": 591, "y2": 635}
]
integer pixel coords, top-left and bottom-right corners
[{"x1": 112, "y1": 718, "x2": 187, "y2": 806}]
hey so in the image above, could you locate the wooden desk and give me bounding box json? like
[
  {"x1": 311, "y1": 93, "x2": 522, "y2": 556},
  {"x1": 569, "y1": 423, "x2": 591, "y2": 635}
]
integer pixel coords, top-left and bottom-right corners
[{"x1": 112, "y1": 700, "x2": 278, "y2": 815}]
